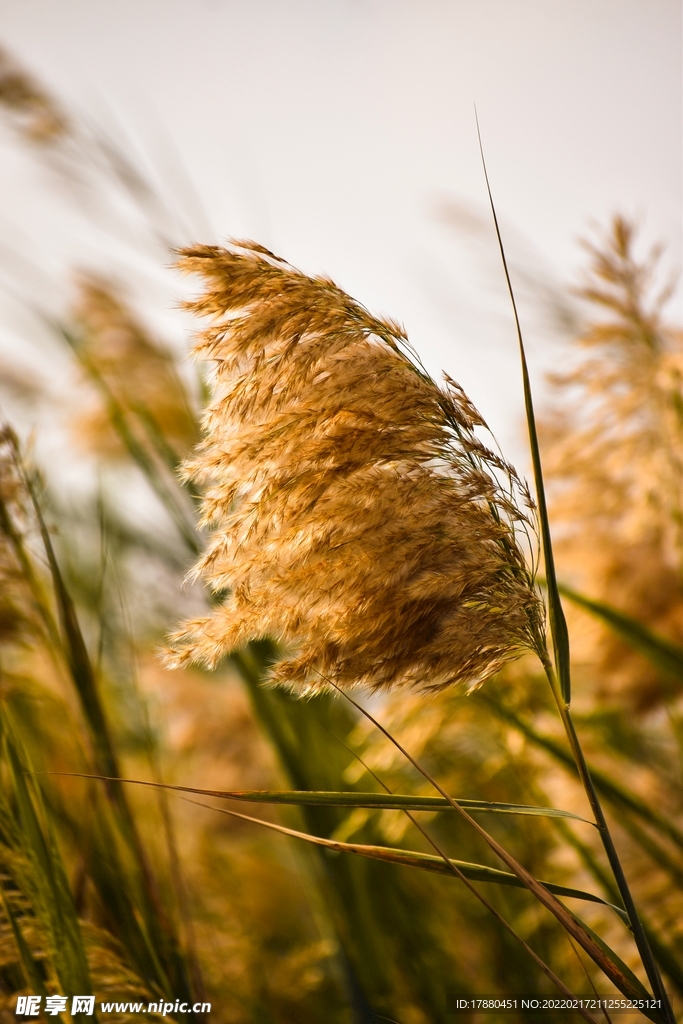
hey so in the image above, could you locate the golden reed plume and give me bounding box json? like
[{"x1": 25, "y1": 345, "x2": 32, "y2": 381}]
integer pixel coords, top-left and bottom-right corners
[
  {"x1": 70, "y1": 275, "x2": 198, "y2": 460},
  {"x1": 166, "y1": 241, "x2": 543, "y2": 693},
  {"x1": 541, "y1": 217, "x2": 683, "y2": 707},
  {"x1": 0, "y1": 47, "x2": 67, "y2": 143}
]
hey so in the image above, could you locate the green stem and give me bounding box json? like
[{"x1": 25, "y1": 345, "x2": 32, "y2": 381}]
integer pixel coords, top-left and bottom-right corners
[
  {"x1": 557, "y1": 820, "x2": 683, "y2": 998},
  {"x1": 475, "y1": 125, "x2": 675, "y2": 1022},
  {"x1": 542, "y1": 657, "x2": 674, "y2": 1022}
]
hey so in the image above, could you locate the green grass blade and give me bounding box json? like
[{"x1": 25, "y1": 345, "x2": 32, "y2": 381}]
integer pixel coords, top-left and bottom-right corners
[
  {"x1": 46, "y1": 775, "x2": 593, "y2": 823},
  {"x1": 475, "y1": 116, "x2": 570, "y2": 704},
  {"x1": 336, "y1": 684, "x2": 662, "y2": 1006},
  {"x1": 26, "y1": 476, "x2": 121, "y2": 784},
  {"x1": 477, "y1": 131, "x2": 672, "y2": 1020},
  {"x1": 560, "y1": 583, "x2": 683, "y2": 683},
  {"x1": 0, "y1": 887, "x2": 48, "y2": 998},
  {"x1": 556, "y1": 819, "x2": 683, "y2": 998},
  {"x1": 9, "y1": 445, "x2": 197, "y2": 1012},
  {"x1": 184, "y1": 797, "x2": 622, "y2": 916},
  {"x1": 1, "y1": 714, "x2": 93, "y2": 1001},
  {"x1": 232, "y1": 645, "x2": 477, "y2": 1021},
  {"x1": 190, "y1": 796, "x2": 666, "y2": 1016}
]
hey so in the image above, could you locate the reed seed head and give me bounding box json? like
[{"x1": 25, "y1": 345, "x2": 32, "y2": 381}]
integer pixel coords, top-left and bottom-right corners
[
  {"x1": 70, "y1": 276, "x2": 199, "y2": 460},
  {"x1": 166, "y1": 241, "x2": 543, "y2": 694},
  {"x1": 0, "y1": 47, "x2": 67, "y2": 142},
  {"x1": 541, "y1": 217, "x2": 683, "y2": 708}
]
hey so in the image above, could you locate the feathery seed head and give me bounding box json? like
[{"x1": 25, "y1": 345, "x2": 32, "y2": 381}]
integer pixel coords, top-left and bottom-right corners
[
  {"x1": 70, "y1": 276, "x2": 199, "y2": 459},
  {"x1": 0, "y1": 48, "x2": 67, "y2": 142},
  {"x1": 166, "y1": 241, "x2": 543, "y2": 693}
]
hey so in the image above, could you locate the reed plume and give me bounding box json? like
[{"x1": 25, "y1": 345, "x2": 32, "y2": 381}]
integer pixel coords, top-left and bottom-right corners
[
  {"x1": 541, "y1": 217, "x2": 683, "y2": 707},
  {"x1": 544, "y1": 218, "x2": 683, "y2": 556},
  {"x1": 0, "y1": 47, "x2": 67, "y2": 143},
  {"x1": 167, "y1": 241, "x2": 543, "y2": 693},
  {"x1": 70, "y1": 276, "x2": 198, "y2": 460}
]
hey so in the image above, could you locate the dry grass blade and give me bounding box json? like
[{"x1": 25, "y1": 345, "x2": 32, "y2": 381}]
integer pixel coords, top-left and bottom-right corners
[
  {"x1": 556, "y1": 821, "x2": 683, "y2": 998},
  {"x1": 189, "y1": 796, "x2": 620, "y2": 907}
]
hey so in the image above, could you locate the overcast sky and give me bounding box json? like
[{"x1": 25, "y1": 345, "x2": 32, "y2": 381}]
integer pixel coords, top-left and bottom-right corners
[{"x1": 0, "y1": 0, "x2": 680, "y2": 465}]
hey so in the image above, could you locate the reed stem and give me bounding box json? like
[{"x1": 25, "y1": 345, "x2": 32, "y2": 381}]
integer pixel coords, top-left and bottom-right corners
[{"x1": 541, "y1": 657, "x2": 674, "y2": 1021}]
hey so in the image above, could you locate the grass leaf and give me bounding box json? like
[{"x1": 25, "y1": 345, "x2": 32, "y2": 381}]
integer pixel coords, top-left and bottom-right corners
[
  {"x1": 185, "y1": 798, "x2": 622, "y2": 916},
  {"x1": 42, "y1": 775, "x2": 593, "y2": 823},
  {"x1": 475, "y1": 114, "x2": 570, "y2": 704},
  {"x1": 1, "y1": 712, "x2": 93, "y2": 1002},
  {"x1": 189, "y1": 797, "x2": 670, "y2": 1019}
]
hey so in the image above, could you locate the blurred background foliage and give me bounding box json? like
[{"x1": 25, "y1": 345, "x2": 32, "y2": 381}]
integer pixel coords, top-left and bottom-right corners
[{"x1": 0, "y1": 45, "x2": 681, "y2": 1024}]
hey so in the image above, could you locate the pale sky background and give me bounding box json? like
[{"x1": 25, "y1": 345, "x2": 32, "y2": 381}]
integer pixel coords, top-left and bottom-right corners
[{"x1": 0, "y1": 0, "x2": 680, "y2": 469}]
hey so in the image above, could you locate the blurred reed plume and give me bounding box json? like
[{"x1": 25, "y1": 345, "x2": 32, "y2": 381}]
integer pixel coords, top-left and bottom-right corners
[
  {"x1": 166, "y1": 242, "x2": 544, "y2": 693},
  {"x1": 545, "y1": 216, "x2": 683, "y2": 556},
  {"x1": 0, "y1": 46, "x2": 67, "y2": 143},
  {"x1": 541, "y1": 217, "x2": 683, "y2": 707},
  {"x1": 70, "y1": 276, "x2": 199, "y2": 462}
]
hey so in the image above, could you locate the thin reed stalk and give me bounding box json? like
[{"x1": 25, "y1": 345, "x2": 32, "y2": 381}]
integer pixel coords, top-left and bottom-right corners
[{"x1": 476, "y1": 128, "x2": 675, "y2": 1022}]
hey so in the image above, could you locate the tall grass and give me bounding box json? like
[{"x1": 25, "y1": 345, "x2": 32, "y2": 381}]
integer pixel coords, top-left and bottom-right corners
[{"x1": 0, "y1": 43, "x2": 680, "y2": 1024}]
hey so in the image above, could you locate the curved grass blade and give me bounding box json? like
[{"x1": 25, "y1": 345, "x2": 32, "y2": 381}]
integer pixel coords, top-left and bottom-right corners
[
  {"x1": 560, "y1": 583, "x2": 683, "y2": 684},
  {"x1": 47, "y1": 770, "x2": 629, "y2": 1019},
  {"x1": 184, "y1": 799, "x2": 625, "y2": 920},
  {"x1": 39, "y1": 774, "x2": 593, "y2": 823},
  {"x1": 556, "y1": 819, "x2": 683, "y2": 998},
  {"x1": 304, "y1": 720, "x2": 604, "y2": 1020},
  {"x1": 563, "y1": 909, "x2": 653, "y2": 1007},
  {"x1": 333, "y1": 688, "x2": 659, "y2": 1007},
  {"x1": 0, "y1": 886, "x2": 48, "y2": 999},
  {"x1": 475, "y1": 112, "x2": 570, "y2": 705},
  {"x1": 189, "y1": 798, "x2": 669, "y2": 1020},
  {"x1": 1, "y1": 714, "x2": 93, "y2": 1005}
]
